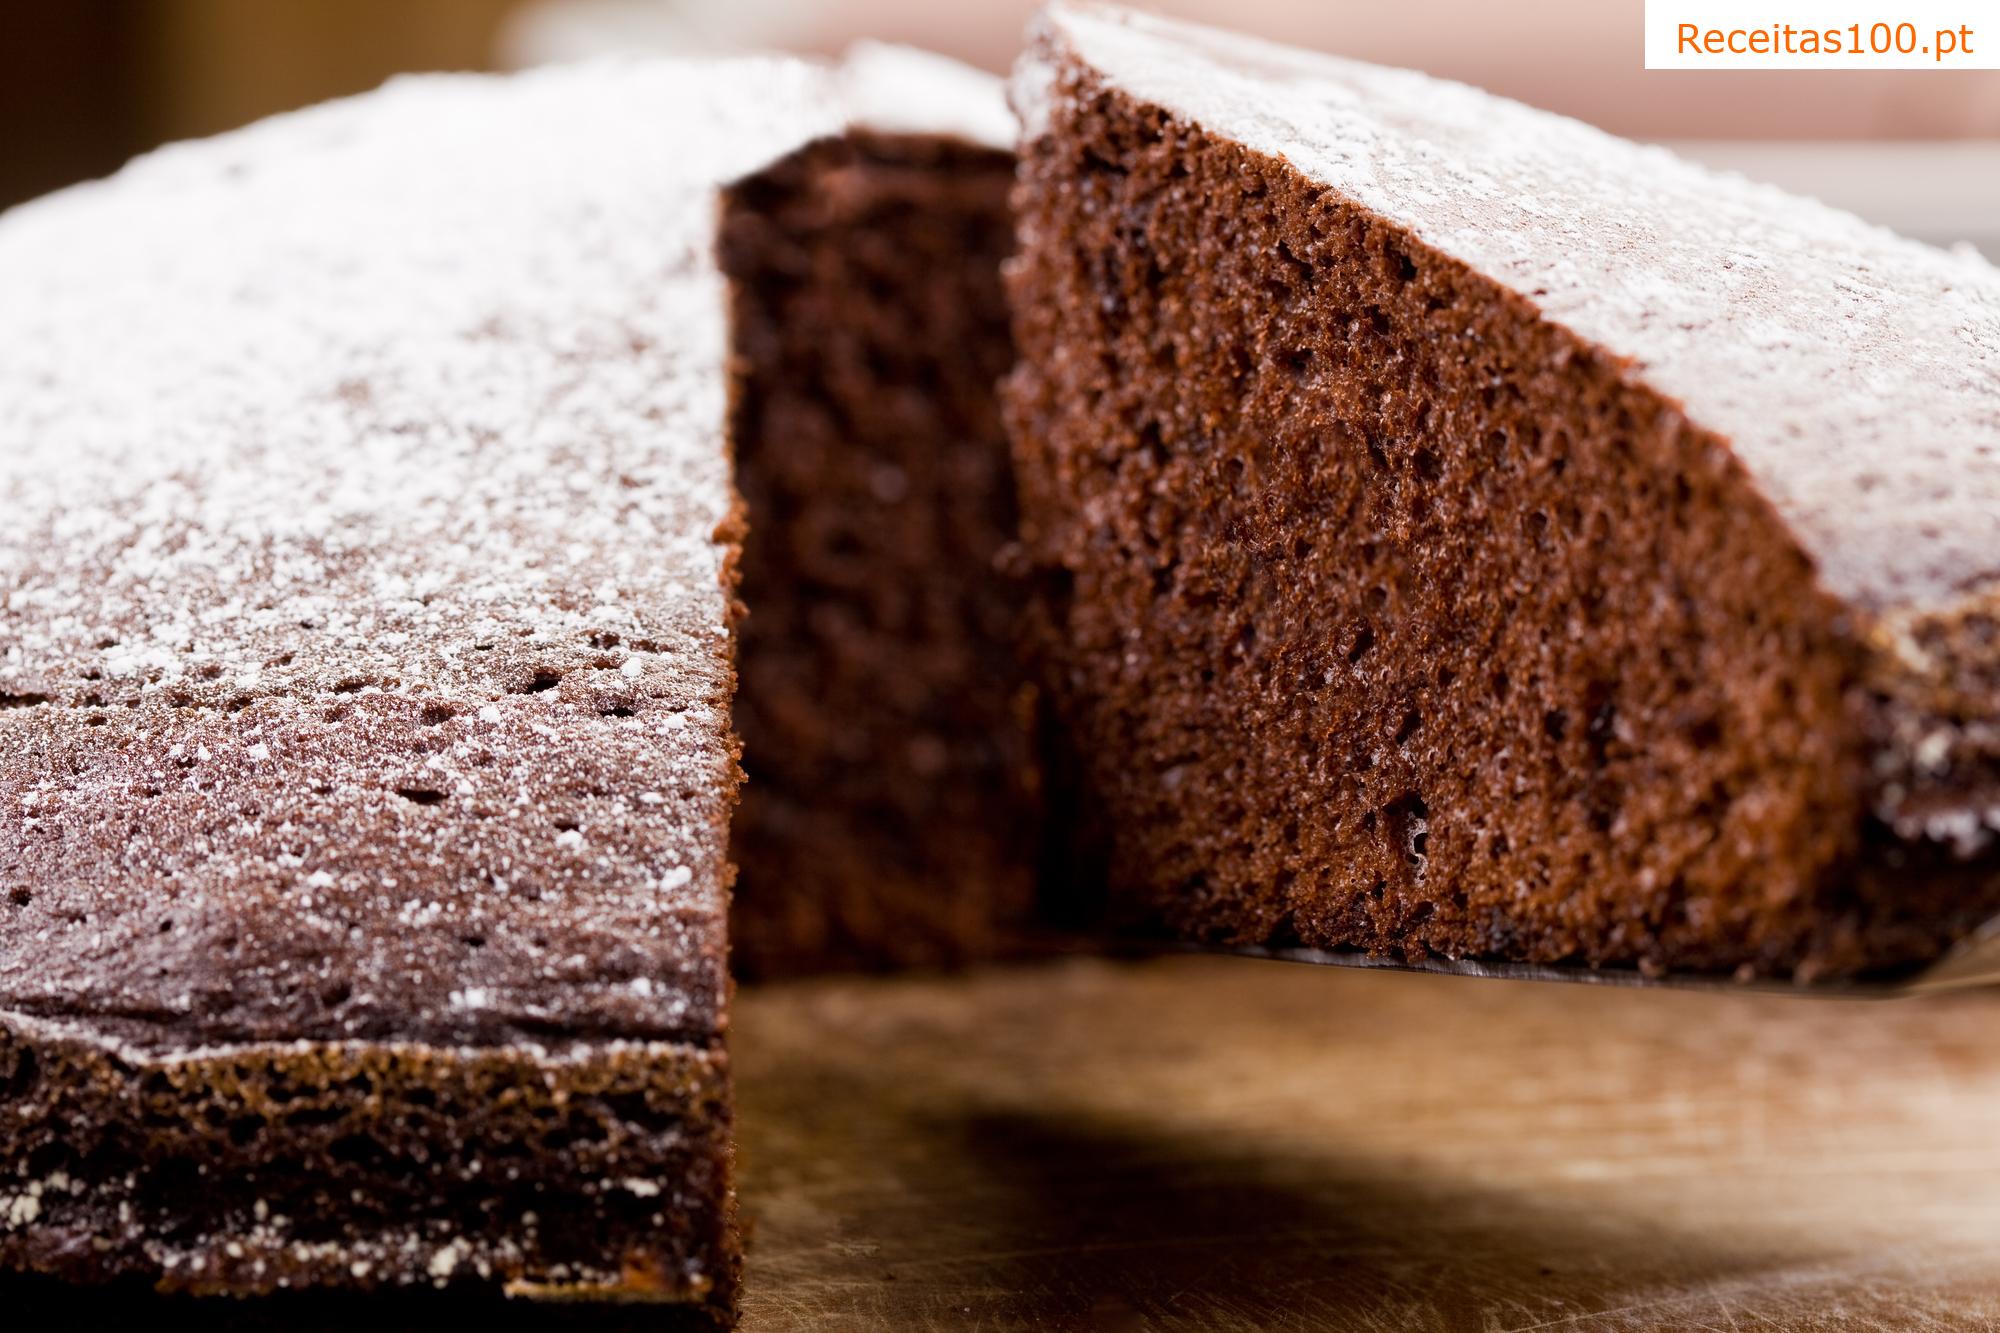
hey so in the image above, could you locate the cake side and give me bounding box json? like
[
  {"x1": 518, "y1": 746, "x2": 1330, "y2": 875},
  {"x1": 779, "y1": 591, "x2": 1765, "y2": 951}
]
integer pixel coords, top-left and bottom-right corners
[
  {"x1": 0, "y1": 1020, "x2": 734, "y2": 1310},
  {"x1": 721, "y1": 129, "x2": 1041, "y2": 978},
  {"x1": 0, "y1": 58, "x2": 859, "y2": 1312},
  {"x1": 1005, "y1": 19, "x2": 2000, "y2": 978}
]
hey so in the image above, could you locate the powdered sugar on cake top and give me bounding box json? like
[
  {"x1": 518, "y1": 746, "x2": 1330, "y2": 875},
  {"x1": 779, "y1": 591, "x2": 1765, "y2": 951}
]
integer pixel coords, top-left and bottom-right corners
[
  {"x1": 842, "y1": 41, "x2": 1015, "y2": 149},
  {"x1": 1030, "y1": 3, "x2": 2000, "y2": 614},
  {"x1": 0, "y1": 53, "x2": 1002, "y2": 1052}
]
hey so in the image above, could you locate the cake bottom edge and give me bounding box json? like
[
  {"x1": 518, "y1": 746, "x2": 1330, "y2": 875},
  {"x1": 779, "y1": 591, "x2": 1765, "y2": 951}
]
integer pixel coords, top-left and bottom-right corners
[{"x1": 0, "y1": 1014, "x2": 737, "y2": 1323}]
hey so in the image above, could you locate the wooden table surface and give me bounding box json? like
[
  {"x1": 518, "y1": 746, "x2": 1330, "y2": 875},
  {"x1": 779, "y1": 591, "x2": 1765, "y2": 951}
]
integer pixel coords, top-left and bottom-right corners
[{"x1": 731, "y1": 955, "x2": 2000, "y2": 1331}]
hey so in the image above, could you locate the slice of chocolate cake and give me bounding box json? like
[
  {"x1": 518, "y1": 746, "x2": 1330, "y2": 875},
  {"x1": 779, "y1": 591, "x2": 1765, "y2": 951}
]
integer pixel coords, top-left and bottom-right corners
[
  {"x1": 0, "y1": 50, "x2": 1018, "y2": 1322},
  {"x1": 1006, "y1": 3, "x2": 2000, "y2": 981}
]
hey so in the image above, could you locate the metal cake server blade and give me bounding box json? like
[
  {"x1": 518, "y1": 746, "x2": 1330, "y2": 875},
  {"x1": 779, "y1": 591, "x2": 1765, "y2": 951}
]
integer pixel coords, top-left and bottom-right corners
[
  {"x1": 1200, "y1": 922, "x2": 2000, "y2": 996},
  {"x1": 1061, "y1": 915, "x2": 2000, "y2": 997}
]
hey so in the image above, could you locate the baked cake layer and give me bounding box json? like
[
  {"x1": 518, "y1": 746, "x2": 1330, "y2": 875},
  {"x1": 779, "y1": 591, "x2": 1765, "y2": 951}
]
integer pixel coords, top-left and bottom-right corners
[
  {"x1": 1005, "y1": 4, "x2": 2000, "y2": 979},
  {"x1": 0, "y1": 59, "x2": 770, "y2": 1317},
  {"x1": 0, "y1": 49, "x2": 1014, "y2": 1318},
  {"x1": 0, "y1": 1021, "x2": 732, "y2": 1307},
  {"x1": 723, "y1": 131, "x2": 1039, "y2": 978}
]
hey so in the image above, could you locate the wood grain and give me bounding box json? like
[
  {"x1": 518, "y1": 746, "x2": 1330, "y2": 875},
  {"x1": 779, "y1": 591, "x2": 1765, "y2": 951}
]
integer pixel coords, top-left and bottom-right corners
[{"x1": 732, "y1": 956, "x2": 2000, "y2": 1331}]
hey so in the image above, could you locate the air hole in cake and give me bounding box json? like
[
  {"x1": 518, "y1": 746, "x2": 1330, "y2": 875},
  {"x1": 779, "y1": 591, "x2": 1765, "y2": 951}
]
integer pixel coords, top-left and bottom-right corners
[
  {"x1": 0, "y1": 1049, "x2": 37, "y2": 1099},
  {"x1": 512, "y1": 669, "x2": 561, "y2": 694},
  {"x1": 1383, "y1": 793, "x2": 1430, "y2": 871},
  {"x1": 395, "y1": 788, "x2": 446, "y2": 807},
  {"x1": 1586, "y1": 695, "x2": 1619, "y2": 764},
  {"x1": 327, "y1": 1135, "x2": 377, "y2": 1169}
]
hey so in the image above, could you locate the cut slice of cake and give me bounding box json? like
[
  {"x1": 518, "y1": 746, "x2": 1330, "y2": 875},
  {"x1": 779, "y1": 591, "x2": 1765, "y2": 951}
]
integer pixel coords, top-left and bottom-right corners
[
  {"x1": 0, "y1": 49, "x2": 1019, "y2": 1322},
  {"x1": 1005, "y1": 3, "x2": 2000, "y2": 981}
]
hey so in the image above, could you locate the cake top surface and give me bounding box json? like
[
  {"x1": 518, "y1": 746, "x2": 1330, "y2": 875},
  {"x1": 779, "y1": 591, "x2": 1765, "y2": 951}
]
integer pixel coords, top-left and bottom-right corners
[
  {"x1": 0, "y1": 52, "x2": 994, "y2": 1057},
  {"x1": 1026, "y1": 3, "x2": 2000, "y2": 614},
  {"x1": 842, "y1": 41, "x2": 1016, "y2": 149}
]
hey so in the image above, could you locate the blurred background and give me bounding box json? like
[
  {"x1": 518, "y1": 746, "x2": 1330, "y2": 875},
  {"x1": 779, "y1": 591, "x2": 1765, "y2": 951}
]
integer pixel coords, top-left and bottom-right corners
[{"x1": 3, "y1": 0, "x2": 1996, "y2": 249}]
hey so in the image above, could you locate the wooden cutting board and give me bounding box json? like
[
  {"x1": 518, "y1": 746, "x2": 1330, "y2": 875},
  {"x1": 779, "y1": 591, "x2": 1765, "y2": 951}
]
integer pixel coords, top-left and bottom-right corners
[{"x1": 732, "y1": 955, "x2": 2000, "y2": 1330}]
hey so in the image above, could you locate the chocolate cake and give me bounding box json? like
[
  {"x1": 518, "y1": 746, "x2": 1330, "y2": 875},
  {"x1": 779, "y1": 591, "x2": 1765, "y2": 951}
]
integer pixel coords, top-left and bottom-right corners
[
  {"x1": 722, "y1": 48, "x2": 1039, "y2": 978},
  {"x1": 0, "y1": 49, "x2": 1019, "y2": 1321},
  {"x1": 1005, "y1": 3, "x2": 2000, "y2": 981}
]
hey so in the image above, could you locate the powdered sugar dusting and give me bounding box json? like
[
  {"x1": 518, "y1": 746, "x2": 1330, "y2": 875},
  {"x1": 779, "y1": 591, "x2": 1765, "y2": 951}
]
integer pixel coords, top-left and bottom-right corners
[
  {"x1": 1033, "y1": 3, "x2": 2000, "y2": 613},
  {"x1": 842, "y1": 41, "x2": 1014, "y2": 149},
  {"x1": 0, "y1": 57, "x2": 875, "y2": 1050}
]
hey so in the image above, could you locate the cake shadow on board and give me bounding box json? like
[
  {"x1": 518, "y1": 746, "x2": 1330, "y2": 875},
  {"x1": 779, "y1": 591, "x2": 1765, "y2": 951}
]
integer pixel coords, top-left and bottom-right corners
[
  {"x1": 727, "y1": 956, "x2": 2000, "y2": 1331},
  {"x1": 735, "y1": 1065, "x2": 1771, "y2": 1328},
  {"x1": 743, "y1": 1106, "x2": 1772, "y2": 1330}
]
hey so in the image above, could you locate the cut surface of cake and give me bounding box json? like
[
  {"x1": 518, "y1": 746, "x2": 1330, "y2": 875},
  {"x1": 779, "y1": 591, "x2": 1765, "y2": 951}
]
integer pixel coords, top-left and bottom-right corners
[
  {"x1": 1005, "y1": 3, "x2": 2000, "y2": 980},
  {"x1": 0, "y1": 49, "x2": 1018, "y2": 1320},
  {"x1": 723, "y1": 48, "x2": 1041, "y2": 979}
]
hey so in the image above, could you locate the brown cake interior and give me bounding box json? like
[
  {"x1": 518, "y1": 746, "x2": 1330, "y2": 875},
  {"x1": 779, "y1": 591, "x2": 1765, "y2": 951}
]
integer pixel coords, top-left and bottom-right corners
[
  {"x1": 721, "y1": 132, "x2": 1040, "y2": 978},
  {"x1": 1004, "y1": 74, "x2": 2000, "y2": 979}
]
